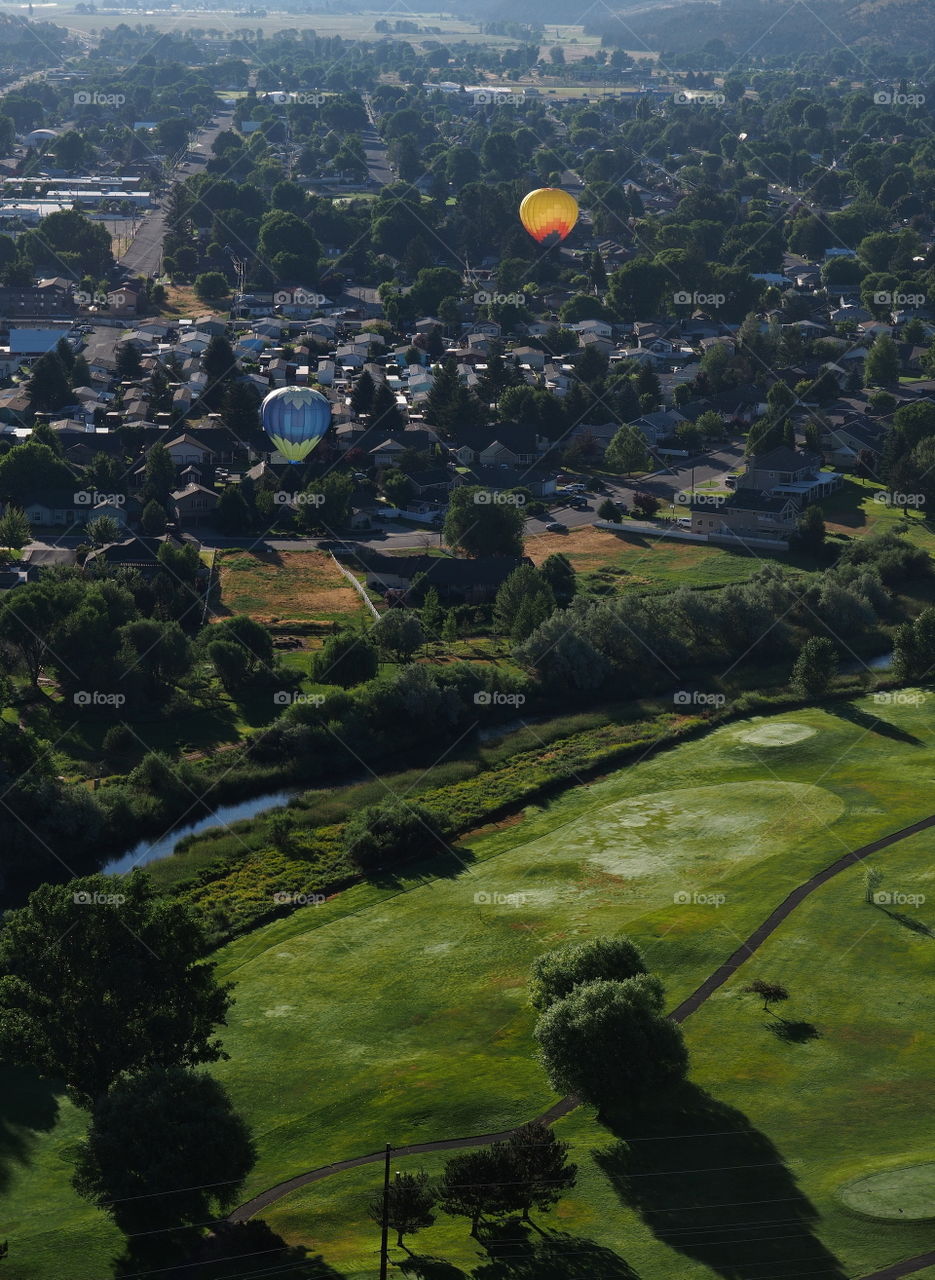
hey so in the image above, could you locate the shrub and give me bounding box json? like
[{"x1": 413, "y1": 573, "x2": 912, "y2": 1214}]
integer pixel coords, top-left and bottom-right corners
[{"x1": 343, "y1": 798, "x2": 445, "y2": 870}]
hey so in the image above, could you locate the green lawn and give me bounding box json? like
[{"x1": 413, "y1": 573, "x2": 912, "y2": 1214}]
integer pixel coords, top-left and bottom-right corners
[
  {"x1": 526, "y1": 523, "x2": 814, "y2": 590},
  {"x1": 824, "y1": 475, "x2": 935, "y2": 556},
  {"x1": 6, "y1": 695, "x2": 935, "y2": 1278}
]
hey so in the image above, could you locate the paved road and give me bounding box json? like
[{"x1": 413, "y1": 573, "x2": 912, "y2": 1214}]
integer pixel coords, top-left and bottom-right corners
[
  {"x1": 24, "y1": 442, "x2": 748, "y2": 557},
  {"x1": 526, "y1": 439, "x2": 746, "y2": 536},
  {"x1": 225, "y1": 792, "x2": 935, "y2": 1280},
  {"x1": 860, "y1": 1253, "x2": 935, "y2": 1280},
  {"x1": 118, "y1": 111, "x2": 233, "y2": 277},
  {"x1": 360, "y1": 125, "x2": 393, "y2": 187}
]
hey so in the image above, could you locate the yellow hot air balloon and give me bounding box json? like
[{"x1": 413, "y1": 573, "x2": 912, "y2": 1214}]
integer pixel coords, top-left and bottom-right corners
[{"x1": 519, "y1": 187, "x2": 579, "y2": 244}]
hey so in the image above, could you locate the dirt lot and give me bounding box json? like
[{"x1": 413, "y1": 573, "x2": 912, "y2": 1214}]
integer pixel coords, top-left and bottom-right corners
[
  {"x1": 213, "y1": 549, "x2": 365, "y2": 623},
  {"x1": 161, "y1": 285, "x2": 225, "y2": 319}
]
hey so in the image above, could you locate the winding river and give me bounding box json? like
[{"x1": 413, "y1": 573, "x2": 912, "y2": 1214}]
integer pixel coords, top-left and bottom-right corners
[{"x1": 101, "y1": 789, "x2": 298, "y2": 875}]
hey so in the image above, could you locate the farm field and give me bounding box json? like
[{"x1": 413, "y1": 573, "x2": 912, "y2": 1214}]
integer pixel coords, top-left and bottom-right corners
[
  {"x1": 5, "y1": 694, "x2": 935, "y2": 1278},
  {"x1": 213, "y1": 548, "x2": 365, "y2": 625}
]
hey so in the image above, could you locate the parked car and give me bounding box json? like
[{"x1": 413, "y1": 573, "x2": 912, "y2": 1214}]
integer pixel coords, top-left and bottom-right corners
[
  {"x1": 545, "y1": 521, "x2": 567, "y2": 532},
  {"x1": 568, "y1": 498, "x2": 588, "y2": 510}
]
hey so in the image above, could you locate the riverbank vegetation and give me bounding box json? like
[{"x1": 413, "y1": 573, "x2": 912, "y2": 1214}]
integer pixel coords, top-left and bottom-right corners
[{"x1": 0, "y1": 531, "x2": 927, "y2": 916}]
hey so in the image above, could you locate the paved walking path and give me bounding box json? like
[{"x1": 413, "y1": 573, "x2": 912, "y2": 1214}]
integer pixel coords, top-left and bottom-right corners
[{"x1": 227, "y1": 809, "x2": 935, "y2": 1278}]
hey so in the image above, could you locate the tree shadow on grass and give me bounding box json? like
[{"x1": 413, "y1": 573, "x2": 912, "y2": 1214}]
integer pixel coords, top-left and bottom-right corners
[
  {"x1": 879, "y1": 906, "x2": 935, "y2": 938},
  {"x1": 770, "y1": 1018, "x2": 821, "y2": 1044},
  {"x1": 0, "y1": 1064, "x2": 63, "y2": 1192},
  {"x1": 472, "y1": 1223, "x2": 640, "y2": 1278},
  {"x1": 363, "y1": 842, "x2": 477, "y2": 891},
  {"x1": 112, "y1": 1219, "x2": 347, "y2": 1279},
  {"x1": 594, "y1": 1081, "x2": 847, "y2": 1280},
  {"x1": 824, "y1": 701, "x2": 923, "y2": 746},
  {"x1": 398, "y1": 1256, "x2": 470, "y2": 1280}
]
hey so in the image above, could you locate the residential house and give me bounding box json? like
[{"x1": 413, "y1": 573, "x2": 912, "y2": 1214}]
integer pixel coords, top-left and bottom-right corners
[
  {"x1": 821, "y1": 416, "x2": 884, "y2": 468},
  {"x1": 461, "y1": 463, "x2": 556, "y2": 498},
  {"x1": 400, "y1": 467, "x2": 454, "y2": 497},
  {"x1": 192, "y1": 316, "x2": 228, "y2": 337},
  {"x1": 363, "y1": 552, "x2": 529, "y2": 604},
  {"x1": 573, "y1": 319, "x2": 613, "y2": 340},
  {"x1": 578, "y1": 332, "x2": 616, "y2": 358},
  {"x1": 468, "y1": 319, "x2": 501, "y2": 338},
  {"x1": 370, "y1": 437, "x2": 408, "y2": 468},
  {"x1": 171, "y1": 483, "x2": 221, "y2": 526},
  {"x1": 511, "y1": 346, "x2": 546, "y2": 370},
  {"x1": 162, "y1": 432, "x2": 215, "y2": 468},
  {"x1": 686, "y1": 490, "x2": 800, "y2": 543},
  {"x1": 451, "y1": 424, "x2": 540, "y2": 468},
  {"x1": 739, "y1": 445, "x2": 842, "y2": 500},
  {"x1": 84, "y1": 532, "x2": 204, "y2": 579},
  {"x1": 565, "y1": 421, "x2": 620, "y2": 456},
  {"x1": 17, "y1": 489, "x2": 86, "y2": 527},
  {"x1": 335, "y1": 345, "x2": 365, "y2": 368},
  {"x1": 315, "y1": 359, "x2": 336, "y2": 386},
  {"x1": 632, "y1": 408, "x2": 687, "y2": 447}
]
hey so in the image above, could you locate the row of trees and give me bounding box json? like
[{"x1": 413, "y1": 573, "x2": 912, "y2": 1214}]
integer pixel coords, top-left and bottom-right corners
[
  {"x1": 374, "y1": 1123, "x2": 576, "y2": 1248},
  {"x1": 516, "y1": 534, "x2": 927, "y2": 696}
]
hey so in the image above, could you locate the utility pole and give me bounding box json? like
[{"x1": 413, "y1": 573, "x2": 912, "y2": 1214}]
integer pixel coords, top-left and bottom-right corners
[{"x1": 379, "y1": 1143, "x2": 392, "y2": 1280}]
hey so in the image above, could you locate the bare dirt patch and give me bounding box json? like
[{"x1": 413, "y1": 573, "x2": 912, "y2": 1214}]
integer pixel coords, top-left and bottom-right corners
[{"x1": 214, "y1": 549, "x2": 364, "y2": 623}]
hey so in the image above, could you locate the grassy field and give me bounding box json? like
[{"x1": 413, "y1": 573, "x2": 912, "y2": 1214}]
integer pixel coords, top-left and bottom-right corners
[
  {"x1": 263, "y1": 820, "x2": 935, "y2": 1279},
  {"x1": 824, "y1": 475, "x2": 935, "y2": 555},
  {"x1": 525, "y1": 523, "x2": 795, "y2": 589},
  {"x1": 6, "y1": 695, "x2": 935, "y2": 1277},
  {"x1": 213, "y1": 548, "x2": 365, "y2": 624}
]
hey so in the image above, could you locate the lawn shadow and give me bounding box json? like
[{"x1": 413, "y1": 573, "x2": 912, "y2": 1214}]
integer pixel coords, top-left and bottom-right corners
[
  {"x1": 0, "y1": 1064, "x2": 63, "y2": 1192},
  {"x1": 112, "y1": 1218, "x2": 347, "y2": 1278},
  {"x1": 593, "y1": 1081, "x2": 846, "y2": 1280},
  {"x1": 398, "y1": 1256, "x2": 470, "y2": 1280},
  {"x1": 363, "y1": 842, "x2": 477, "y2": 891},
  {"x1": 611, "y1": 529, "x2": 652, "y2": 548},
  {"x1": 825, "y1": 700, "x2": 923, "y2": 746},
  {"x1": 471, "y1": 1223, "x2": 640, "y2": 1278},
  {"x1": 770, "y1": 1018, "x2": 822, "y2": 1043},
  {"x1": 879, "y1": 906, "x2": 935, "y2": 938}
]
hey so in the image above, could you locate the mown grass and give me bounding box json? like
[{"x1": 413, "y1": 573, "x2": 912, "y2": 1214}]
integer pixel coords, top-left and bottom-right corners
[{"x1": 7, "y1": 695, "x2": 935, "y2": 1278}]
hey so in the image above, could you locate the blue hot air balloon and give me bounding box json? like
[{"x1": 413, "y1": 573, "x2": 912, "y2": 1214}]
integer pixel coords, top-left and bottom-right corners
[{"x1": 261, "y1": 386, "x2": 332, "y2": 463}]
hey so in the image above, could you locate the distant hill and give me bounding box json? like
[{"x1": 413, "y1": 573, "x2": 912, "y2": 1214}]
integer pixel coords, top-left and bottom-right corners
[{"x1": 462, "y1": 0, "x2": 934, "y2": 56}]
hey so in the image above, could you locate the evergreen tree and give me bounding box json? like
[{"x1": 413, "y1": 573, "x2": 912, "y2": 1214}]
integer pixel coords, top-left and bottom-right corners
[
  {"x1": 115, "y1": 342, "x2": 143, "y2": 380},
  {"x1": 141, "y1": 499, "x2": 168, "y2": 536},
  {"x1": 143, "y1": 443, "x2": 176, "y2": 505},
  {"x1": 222, "y1": 380, "x2": 262, "y2": 446},
  {"x1": 26, "y1": 352, "x2": 71, "y2": 412},
  {"x1": 370, "y1": 379, "x2": 405, "y2": 434},
  {"x1": 350, "y1": 368, "x2": 376, "y2": 417}
]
